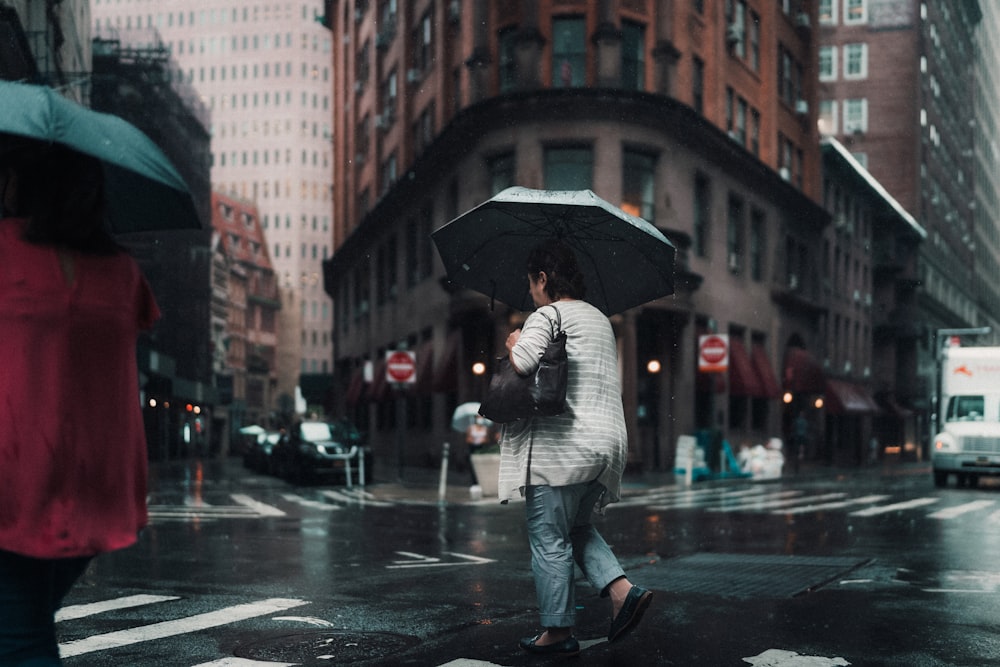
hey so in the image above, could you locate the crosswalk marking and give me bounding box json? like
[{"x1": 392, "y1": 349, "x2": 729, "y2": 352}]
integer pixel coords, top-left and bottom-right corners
[
  {"x1": 58, "y1": 598, "x2": 308, "y2": 658},
  {"x1": 281, "y1": 493, "x2": 342, "y2": 511},
  {"x1": 927, "y1": 499, "x2": 996, "y2": 519},
  {"x1": 775, "y1": 494, "x2": 890, "y2": 515},
  {"x1": 322, "y1": 488, "x2": 395, "y2": 507},
  {"x1": 56, "y1": 594, "x2": 179, "y2": 622},
  {"x1": 849, "y1": 497, "x2": 940, "y2": 517},
  {"x1": 710, "y1": 492, "x2": 846, "y2": 513}
]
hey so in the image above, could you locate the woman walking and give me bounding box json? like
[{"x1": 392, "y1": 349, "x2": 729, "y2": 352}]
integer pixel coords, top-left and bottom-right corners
[{"x1": 499, "y1": 239, "x2": 652, "y2": 657}]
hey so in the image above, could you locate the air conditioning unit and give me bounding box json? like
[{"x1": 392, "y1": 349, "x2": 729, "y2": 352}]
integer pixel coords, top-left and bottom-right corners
[
  {"x1": 725, "y1": 24, "x2": 742, "y2": 47},
  {"x1": 845, "y1": 123, "x2": 865, "y2": 135},
  {"x1": 779, "y1": 166, "x2": 791, "y2": 181},
  {"x1": 448, "y1": 0, "x2": 461, "y2": 24},
  {"x1": 834, "y1": 213, "x2": 848, "y2": 229},
  {"x1": 864, "y1": 293, "x2": 872, "y2": 306},
  {"x1": 795, "y1": 99, "x2": 809, "y2": 116},
  {"x1": 853, "y1": 289, "x2": 861, "y2": 302},
  {"x1": 406, "y1": 68, "x2": 421, "y2": 84},
  {"x1": 788, "y1": 274, "x2": 799, "y2": 290},
  {"x1": 796, "y1": 12, "x2": 811, "y2": 29},
  {"x1": 353, "y1": 80, "x2": 364, "y2": 93},
  {"x1": 728, "y1": 253, "x2": 739, "y2": 273}
]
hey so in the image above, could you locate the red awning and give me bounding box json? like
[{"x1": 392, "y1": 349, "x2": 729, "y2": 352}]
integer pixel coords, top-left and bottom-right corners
[
  {"x1": 344, "y1": 368, "x2": 364, "y2": 406},
  {"x1": 825, "y1": 379, "x2": 880, "y2": 414},
  {"x1": 432, "y1": 330, "x2": 461, "y2": 392},
  {"x1": 728, "y1": 338, "x2": 763, "y2": 397},
  {"x1": 751, "y1": 343, "x2": 782, "y2": 398},
  {"x1": 415, "y1": 340, "x2": 435, "y2": 395},
  {"x1": 783, "y1": 347, "x2": 826, "y2": 393}
]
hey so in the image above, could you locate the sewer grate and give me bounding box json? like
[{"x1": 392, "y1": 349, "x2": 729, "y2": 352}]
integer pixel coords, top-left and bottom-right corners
[
  {"x1": 234, "y1": 630, "x2": 420, "y2": 665},
  {"x1": 637, "y1": 553, "x2": 869, "y2": 599}
]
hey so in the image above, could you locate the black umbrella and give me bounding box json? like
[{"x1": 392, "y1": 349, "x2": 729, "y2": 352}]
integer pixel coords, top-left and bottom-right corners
[
  {"x1": 0, "y1": 81, "x2": 200, "y2": 233},
  {"x1": 431, "y1": 187, "x2": 676, "y2": 315}
]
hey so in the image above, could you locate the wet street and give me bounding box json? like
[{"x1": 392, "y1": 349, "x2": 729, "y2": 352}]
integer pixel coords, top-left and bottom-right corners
[{"x1": 57, "y1": 458, "x2": 1000, "y2": 666}]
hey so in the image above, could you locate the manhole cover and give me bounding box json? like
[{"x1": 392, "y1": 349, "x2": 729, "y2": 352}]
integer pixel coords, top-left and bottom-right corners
[
  {"x1": 234, "y1": 630, "x2": 420, "y2": 665},
  {"x1": 639, "y1": 553, "x2": 869, "y2": 599}
]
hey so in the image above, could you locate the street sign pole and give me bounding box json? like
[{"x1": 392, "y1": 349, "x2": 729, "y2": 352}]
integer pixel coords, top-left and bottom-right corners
[{"x1": 386, "y1": 349, "x2": 417, "y2": 481}]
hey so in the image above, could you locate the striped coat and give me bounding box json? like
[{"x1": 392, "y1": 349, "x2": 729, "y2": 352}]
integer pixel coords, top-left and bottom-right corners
[{"x1": 498, "y1": 300, "x2": 627, "y2": 510}]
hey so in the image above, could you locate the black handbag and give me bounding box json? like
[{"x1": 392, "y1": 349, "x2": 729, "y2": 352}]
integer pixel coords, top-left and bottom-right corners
[{"x1": 479, "y1": 305, "x2": 568, "y2": 423}]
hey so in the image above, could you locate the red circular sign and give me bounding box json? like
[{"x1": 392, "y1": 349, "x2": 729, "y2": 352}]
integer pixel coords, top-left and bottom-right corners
[
  {"x1": 386, "y1": 351, "x2": 416, "y2": 383},
  {"x1": 700, "y1": 335, "x2": 727, "y2": 364}
]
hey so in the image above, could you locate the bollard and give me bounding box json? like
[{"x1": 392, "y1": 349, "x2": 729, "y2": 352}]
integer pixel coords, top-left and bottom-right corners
[{"x1": 438, "y1": 441, "x2": 450, "y2": 503}]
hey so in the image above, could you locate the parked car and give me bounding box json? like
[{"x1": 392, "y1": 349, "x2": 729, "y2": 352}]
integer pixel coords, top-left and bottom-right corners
[
  {"x1": 242, "y1": 430, "x2": 285, "y2": 473},
  {"x1": 271, "y1": 419, "x2": 371, "y2": 485}
]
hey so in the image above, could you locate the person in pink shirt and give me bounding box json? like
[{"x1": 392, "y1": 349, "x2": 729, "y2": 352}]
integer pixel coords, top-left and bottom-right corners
[{"x1": 0, "y1": 145, "x2": 160, "y2": 666}]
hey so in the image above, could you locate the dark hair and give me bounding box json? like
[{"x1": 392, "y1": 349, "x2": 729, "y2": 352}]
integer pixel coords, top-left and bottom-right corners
[
  {"x1": 15, "y1": 145, "x2": 119, "y2": 254},
  {"x1": 526, "y1": 239, "x2": 586, "y2": 301}
]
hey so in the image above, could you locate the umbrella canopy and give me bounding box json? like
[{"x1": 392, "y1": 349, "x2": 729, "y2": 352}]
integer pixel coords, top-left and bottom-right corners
[
  {"x1": 0, "y1": 81, "x2": 201, "y2": 233},
  {"x1": 431, "y1": 187, "x2": 676, "y2": 315},
  {"x1": 451, "y1": 401, "x2": 493, "y2": 433}
]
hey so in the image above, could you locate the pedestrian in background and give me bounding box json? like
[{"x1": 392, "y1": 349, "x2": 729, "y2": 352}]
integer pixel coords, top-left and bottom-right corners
[
  {"x1": 0, "y1": 145, "x2": 160, "y2": 666},
  {"x1": 499, "y1": 239, "x2": 652, "y2": 657}
]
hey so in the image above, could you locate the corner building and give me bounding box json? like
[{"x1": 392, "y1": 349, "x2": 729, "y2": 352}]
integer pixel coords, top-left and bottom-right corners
[{"x1": 324, "y1": 1, "x2": 832, "y2": 471}]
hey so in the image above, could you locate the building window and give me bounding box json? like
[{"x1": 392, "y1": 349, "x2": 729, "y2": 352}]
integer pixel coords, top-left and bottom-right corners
[
  {"x1": 380, "y1": 70, "x2": 397, "y2": 126},
  {"x1": 487, "y1": 152, "x2": 516, "y2": 195},
  {"x1": 750, "y1": 209, "x2": 765, "y2": 282},
  {"x1": 818, "y1": 99, "x2": 838, "y2": 135},
  {"x1": 819, "y1": 46, "x2": 837, "y2": 81},
  {"x1": 843, "y1": 98, "x2": 868, "y2": 134},
  {"x1": 750, "y1": 108, "x2": 760, "y2": 155},
  {"x1": 499, "y1": 26, "x2": 518, "y2": 93},
  {"x1": 412, "y1": 10, "x2": 432, "y2": 72},
  {"x1": 748, "y1": 11, "x2": 760, "y2": 71},
  {"x1": 544, "y1": 146, "x2": 592, "y2": 190},
  {"x1": 727, "y1": 195, "x2": 744, "y2": 275},
  {"x1": 726, "y1": 0, "x2": 747, "y2": 59},
  {"x1": 819, "y1": 0, "x2": 837, "y2": 24},
  {"x1": 622, "y1": 149, "x2": 656, "y2": 222},
  {"x1": 692, "y1": 57, "x2": 705, "y2": 114},
  {"x1": 778, "y1": 44, "x2": 802, "y2": 106},
  {"x1": 843, "y1": 43, "x2": 868, "y2": 79},
  {"x1": 621, "y1": 21, "x2": 645, "y2": 90},
  {"x1": 844, "y1": 0, "x2": 867, "y2": 24},
  {"x1": 693, "y1": 173, "x2": 710, "y2": 258},
  {"x1": 552, "y1": 16, "x2": 586, "y2": 88}
]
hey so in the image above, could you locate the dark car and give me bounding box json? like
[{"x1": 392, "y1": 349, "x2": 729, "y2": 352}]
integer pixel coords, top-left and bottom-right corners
[
  {"x1": 271, "y1": 420, "x2": 371, "y2": 485},
  {"x1": 242, "y1": 431, "x2": 285, "y2": 473}
]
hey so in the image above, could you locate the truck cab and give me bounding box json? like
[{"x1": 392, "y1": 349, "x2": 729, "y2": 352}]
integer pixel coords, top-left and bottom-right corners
[{"x1": 931, "y1": 346, "x2": 1000, "y2": 487}]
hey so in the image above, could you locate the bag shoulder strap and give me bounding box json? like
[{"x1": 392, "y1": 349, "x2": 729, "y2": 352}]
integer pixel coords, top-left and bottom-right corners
[{"x1": 539, "y1": 304, "x2": 563, "y2": 336}]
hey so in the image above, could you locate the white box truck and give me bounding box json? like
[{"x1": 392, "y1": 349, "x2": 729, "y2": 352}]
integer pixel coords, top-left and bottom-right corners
[{"x1": 931, "y1": 346, "x2": 1000, "y2": 487}]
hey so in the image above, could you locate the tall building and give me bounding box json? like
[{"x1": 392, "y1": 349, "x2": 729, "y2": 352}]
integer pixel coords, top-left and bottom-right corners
[
  {"x1": 322, "y1": 1, "x2": 881, "y2": 471},
  {"x1": 92, "y1": 0, "x2": 336, "y2": 411},
  {"x1": 818, "y1": 0, "x2": 988, "y2": 447}
]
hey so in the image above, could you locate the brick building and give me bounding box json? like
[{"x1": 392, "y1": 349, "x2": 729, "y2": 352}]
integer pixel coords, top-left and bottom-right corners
[{"x1": 321, "y1": 0, "x2": 849, "y2": 472}]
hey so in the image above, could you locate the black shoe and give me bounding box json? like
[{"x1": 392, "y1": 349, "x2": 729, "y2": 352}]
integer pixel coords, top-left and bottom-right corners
[
  {"x1": 608, "y1": 585, "x2": 653, "y2": 642},
  {"x1": 519, "y1": 633, "x2": 581, "y2": 657}
]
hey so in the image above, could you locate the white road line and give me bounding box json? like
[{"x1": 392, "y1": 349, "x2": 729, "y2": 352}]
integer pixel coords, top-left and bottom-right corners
[
  {"x1": 230, "y1": 493, "x2": 286, "y2": 517},
  {"x1": 775, "y1": 494, "x2": 890, "y2": 515},
  {"x1": 645, "y1": 487, "x2": 771, "y2": 510},
  {"x1": 58, "y1": 598, "x2": 308, "y2": 658},
  {"x1": 704, "y1": 490, "x2": 804, "y2": 512},
  {"x1": 849, "y1": 497, "x2": 940, "y2": 517},
  {"x1": 56, "y1": 595, "x2": 180, "y2": 622},
  {"x1": 191, "y1": 658, "x2": 298, "y2": 666},
  {"x1": 927, "y1": 499, "x2": 996, "y2": 520},
  {"x1": 708, "y1": 492, "x2": 847, "y2": 513},
  {"x1": 281, "y1": 493, "x2": 342, "y2": 511},
  {"x1": 322, "y1": 489, "x2": 395, "y2": 507}
]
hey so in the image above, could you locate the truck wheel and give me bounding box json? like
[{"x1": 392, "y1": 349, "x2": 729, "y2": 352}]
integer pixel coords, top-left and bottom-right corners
[{"x1": 933, "y1": 471, "x2": 949, "y2": 488}]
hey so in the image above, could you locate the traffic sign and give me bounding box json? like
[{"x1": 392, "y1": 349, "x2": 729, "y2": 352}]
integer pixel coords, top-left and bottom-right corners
[
  {"x1": 698, "y1": 334, "x2": 729, "y2": 373},
  {"x1": 385, "y1": 350, "x2": 417, "y2": 384}
]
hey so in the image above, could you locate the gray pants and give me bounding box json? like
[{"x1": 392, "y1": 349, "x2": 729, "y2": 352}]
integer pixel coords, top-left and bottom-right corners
[{"x1": 524, "y1": 480, "x2": 626, "y2": 628}]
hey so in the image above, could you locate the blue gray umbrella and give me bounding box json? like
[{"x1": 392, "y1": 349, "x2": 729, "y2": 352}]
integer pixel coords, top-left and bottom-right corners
[
  {"x1": 0, "y1": 81, "x2": 200, "y2": 233},
  {"x1": 431, "y1": 187, "x2": 676, "y2": 315}
]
